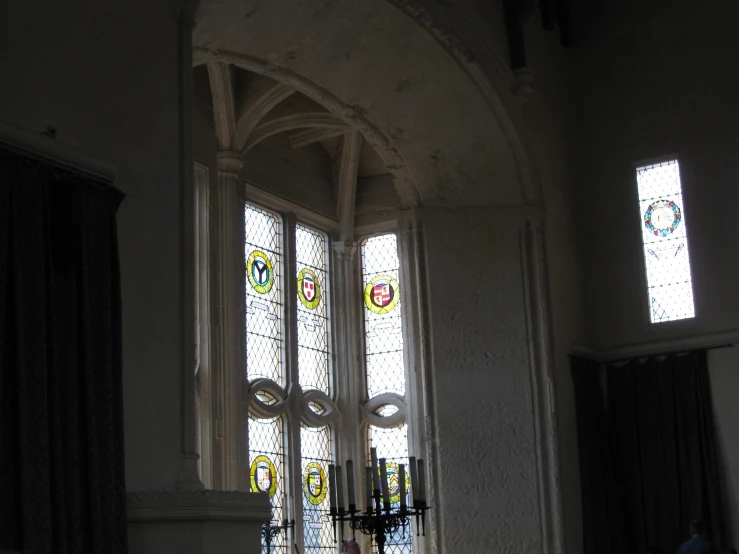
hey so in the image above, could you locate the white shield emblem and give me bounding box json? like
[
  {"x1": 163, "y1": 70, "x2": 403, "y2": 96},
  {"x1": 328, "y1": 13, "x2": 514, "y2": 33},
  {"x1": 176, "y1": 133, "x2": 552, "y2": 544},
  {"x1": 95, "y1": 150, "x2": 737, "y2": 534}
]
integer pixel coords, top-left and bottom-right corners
[
  {"x1": 309, "y1": 471, "x2": 322, "y2": 496},
  {"x1": 256, "y1": 463, "x2": 272, "y2": 492},
  {"x1": 303, "y1": 275, "x2": 315, "y2": 301}
]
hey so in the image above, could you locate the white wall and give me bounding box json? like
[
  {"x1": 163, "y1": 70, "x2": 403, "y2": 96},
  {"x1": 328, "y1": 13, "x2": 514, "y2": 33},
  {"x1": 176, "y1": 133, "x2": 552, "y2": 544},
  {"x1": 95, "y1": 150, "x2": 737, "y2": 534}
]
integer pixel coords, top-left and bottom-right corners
[
  {"x1": 421, "y1": 206, "x2": 544, "y2": 552},
  {"x1": 0, "y1": 0, "x2": 185, "y2": 491}
]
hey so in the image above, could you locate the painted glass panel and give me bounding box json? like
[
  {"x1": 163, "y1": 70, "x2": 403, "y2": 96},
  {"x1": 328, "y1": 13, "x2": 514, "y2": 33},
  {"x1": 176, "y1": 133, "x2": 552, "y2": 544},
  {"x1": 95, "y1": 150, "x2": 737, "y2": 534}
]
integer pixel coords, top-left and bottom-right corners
[
  {"x1": 300, "y1": 425, "x2": 334, "y2": 554},
  {"x1": 249, "y1": 415, "x2": 287, "y2": 554},
  {"x1": 296, "y1": 225, "x2": 331, "y2": 394},
  {"x1": 245, "y1": 203, "x2": 285, "y2": 385},
  {"x1": 361, "y1": 235, "x2": 404, "y2": 397},
  {"x1": 636, "y1": 160, "x2": 695, "y2": 322},
  {"x1": 367, "y1": 423, "x2": 412, "y2": 554}
]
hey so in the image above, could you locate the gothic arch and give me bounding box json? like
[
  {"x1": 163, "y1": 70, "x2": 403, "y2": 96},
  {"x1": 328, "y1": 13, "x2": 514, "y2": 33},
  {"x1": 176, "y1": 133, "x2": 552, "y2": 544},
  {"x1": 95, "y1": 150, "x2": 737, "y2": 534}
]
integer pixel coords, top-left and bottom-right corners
[{"x1": 193, "y1": 0, "x2": 542, "y2": 209}]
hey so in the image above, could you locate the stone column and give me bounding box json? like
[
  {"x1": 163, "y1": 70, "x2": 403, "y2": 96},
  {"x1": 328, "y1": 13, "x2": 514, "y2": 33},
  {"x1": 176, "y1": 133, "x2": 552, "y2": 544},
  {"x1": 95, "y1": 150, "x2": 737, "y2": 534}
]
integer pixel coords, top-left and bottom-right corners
[{"x1": 210, "y1": 150, "x2": 248, "y2": 491}]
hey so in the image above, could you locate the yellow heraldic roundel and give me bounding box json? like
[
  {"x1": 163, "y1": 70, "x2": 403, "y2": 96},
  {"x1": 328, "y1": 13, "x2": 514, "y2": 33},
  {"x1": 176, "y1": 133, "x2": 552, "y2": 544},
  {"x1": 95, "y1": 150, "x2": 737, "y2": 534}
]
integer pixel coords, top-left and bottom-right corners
[
  {"x1": 250, "y1": 455, "x2": 278, "y2": 498},
  {"x1": 246, "y1": 250, "x2": 275, "y2": 294},
  {"x1": 375, "y1": 462, "x2": 410, "y2": 504},
  {"x1": 297, "y1": 268, "x2": 321, "y2": 310},
  {"x1": 302, "y1": 462, "x2": 328, "y2": 505},
  {"x1": 364, "y1": 275, "x2": 400, "y2": 315}
]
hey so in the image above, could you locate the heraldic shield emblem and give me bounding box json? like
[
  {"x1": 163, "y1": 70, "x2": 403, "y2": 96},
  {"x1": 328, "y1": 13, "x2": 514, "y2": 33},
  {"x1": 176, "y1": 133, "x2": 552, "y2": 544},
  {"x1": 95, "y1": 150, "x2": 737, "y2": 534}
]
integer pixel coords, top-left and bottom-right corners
[
  {"x1": 250, "y1": 455, "x2": 278, "y2": 498},
  {"x1": 364, "y1": 275, "x2": 400, "y2": 315},
  {"x1": 246, "y1": 250, "x2": 275, "y2": 294},
  {"x1": 303, "y1": 275, "x2": 315, "y2": 301},
  {"x1": 297, "y1": 268, "x2": 321, "y2": 310},
  {"x1": 303, "y1": 462, "x2": 328, "y2": 505}
]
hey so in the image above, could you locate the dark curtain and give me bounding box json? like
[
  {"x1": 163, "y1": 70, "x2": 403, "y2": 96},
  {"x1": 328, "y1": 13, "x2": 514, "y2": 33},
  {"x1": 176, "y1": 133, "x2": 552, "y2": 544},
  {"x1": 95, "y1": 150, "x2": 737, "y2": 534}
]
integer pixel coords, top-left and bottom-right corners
[
  {"x1": 0, "y1": 150, "x2": 127, "y2": 553},
  {"x1": 572, "y1": 351, "x2": 726, "y2": 554}
]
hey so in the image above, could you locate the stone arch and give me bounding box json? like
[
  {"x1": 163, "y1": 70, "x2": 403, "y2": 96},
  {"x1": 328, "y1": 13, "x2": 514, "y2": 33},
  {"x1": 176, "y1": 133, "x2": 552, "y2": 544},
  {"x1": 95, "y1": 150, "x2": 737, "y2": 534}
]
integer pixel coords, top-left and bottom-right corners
[{"x1": 193, "y1": 0, "x2": 541, "y2": 208}]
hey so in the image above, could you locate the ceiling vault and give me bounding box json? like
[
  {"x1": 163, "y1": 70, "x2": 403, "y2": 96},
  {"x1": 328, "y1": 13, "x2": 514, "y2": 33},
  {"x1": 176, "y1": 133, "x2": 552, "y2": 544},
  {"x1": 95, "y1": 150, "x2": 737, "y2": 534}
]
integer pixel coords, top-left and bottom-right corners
[
  {"x1": 233, "y1": 82, "x2": 296, "y2": 152},
  {"x1": 241, "y1": 113, "x2": 348, "y2": 154},
  {"x1": 289, "y1": 126, "x2": 350, "y2": 149}
]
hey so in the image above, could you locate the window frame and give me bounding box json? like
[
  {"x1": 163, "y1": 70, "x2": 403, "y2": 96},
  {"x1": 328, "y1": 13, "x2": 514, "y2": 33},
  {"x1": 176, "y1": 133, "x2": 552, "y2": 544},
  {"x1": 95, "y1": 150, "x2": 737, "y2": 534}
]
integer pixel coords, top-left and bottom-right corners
[
  {"x1": 632, "y1": 155, "x2": 697, "y2": 324},
  {"x1": 197, "y1": 172, "x2": 426, "y2": 554}
]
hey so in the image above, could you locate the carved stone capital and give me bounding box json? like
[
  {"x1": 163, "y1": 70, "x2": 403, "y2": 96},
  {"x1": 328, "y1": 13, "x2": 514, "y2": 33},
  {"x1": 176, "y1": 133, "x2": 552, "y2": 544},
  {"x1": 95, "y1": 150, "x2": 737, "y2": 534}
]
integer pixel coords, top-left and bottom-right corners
[
  {"x1": 332, "y1": 240, "x2": 357, "y2": 259},
  {"x1": 127, "y1": 489, "x2": 271, "y2": 522},
  {"x1": 216, "y1": 150, "x2": 244, "y2": 176}
]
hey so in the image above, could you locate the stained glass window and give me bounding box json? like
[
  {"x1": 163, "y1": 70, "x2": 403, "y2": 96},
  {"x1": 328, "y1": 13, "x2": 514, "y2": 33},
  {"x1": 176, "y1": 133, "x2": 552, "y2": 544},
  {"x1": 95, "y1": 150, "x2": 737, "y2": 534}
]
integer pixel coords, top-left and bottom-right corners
[
  {"x1": 361, "y1": 235, "x2": 405, "y2": 397},
  {"x1": 296, "y1": 225, "x2": 331, "y2": 394},
  {"x1": 361, "y1": 233, "x2": 413, "y2": 554},
  {"x1": 300, "y1": 425, "x2": 334, "y2": 554},
  {"x1": 249, "y1": 415, "x2": 287, "y2": 554},
  {"x1": 241, "y1": 210, "x2": 416, "y2": 554},
  {"x1": 368, "y1": 424, "x2": 412, "y2": 554},
  {"x1": 245, "y1": 204, "x2": 285, "y2": 385},
  {"x1": 636, "y1": 160, "x2": 695, "y2": 323}
]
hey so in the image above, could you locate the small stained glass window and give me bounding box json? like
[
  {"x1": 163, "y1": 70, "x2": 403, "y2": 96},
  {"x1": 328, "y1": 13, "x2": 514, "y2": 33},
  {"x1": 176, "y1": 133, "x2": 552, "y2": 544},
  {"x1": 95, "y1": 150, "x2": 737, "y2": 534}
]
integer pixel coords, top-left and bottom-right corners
[
  {"x1": 367, "y1": 423, "x2": 412, "y2": 554},
  {"x1": 296, "y1": 225, "x2": 331, "y2": 394},
  {"x1": 245, "y1": 204, "x2": 285, "y2": 384},
  {"x1": 361, "y1": 235, "x2": 405, "y2": 397},
  {"x1": 300, "y1": 425, "x2": 334, "y2": 554},
  {"x1": 636, "y1": 159, "x2": 695, "y2": 323},
  {"x1": 249, "y1": 415, "x2": 287, "y2": 554}
]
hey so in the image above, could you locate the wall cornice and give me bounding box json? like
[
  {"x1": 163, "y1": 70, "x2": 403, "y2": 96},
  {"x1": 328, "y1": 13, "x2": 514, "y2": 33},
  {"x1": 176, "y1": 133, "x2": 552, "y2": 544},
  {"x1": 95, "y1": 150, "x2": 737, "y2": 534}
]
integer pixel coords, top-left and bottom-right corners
[{"x1": 127, "y1": 489, "x2": 271, "y2": 522}]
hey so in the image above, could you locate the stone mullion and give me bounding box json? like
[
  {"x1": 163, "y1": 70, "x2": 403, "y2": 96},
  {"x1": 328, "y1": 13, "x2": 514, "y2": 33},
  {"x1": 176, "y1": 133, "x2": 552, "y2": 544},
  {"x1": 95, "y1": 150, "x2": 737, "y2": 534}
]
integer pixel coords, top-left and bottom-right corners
[
  {"x1": 332, "y1": 241, "x2": 361, "y2": 490},
  {"x1": 211, "y1": 151, "x2": 248, "y2": 491},
  {"x1": 522, "y1": 217, "x2": 565, "y2": 554},
  {"x1": 398, "y1": 210, "x2": 437, "y2": 554},
  {"x1": 283, "y1": 213, "x2": 305, "y2": 552}
]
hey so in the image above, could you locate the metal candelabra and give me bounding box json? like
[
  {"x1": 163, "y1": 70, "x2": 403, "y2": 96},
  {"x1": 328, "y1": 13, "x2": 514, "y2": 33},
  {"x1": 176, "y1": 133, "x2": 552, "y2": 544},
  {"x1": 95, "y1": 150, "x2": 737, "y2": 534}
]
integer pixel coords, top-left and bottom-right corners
[
  {"x1": 262, "y1": 517, "x2": 295, "y2": 554},
  {"x1": 329, "y1": 450, "x2": 430, "y2": 554}
]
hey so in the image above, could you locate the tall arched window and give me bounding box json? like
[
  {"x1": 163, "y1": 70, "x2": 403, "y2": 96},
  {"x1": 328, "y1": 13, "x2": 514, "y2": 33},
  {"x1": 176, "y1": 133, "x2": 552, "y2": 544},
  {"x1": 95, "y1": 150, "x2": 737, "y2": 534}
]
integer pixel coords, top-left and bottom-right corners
[
  {"x1": 361, "y1": 234, "x2": 413, "y2": 554},
  {"x1": 232, "y1": 201, "x2": 416, "y2": 554}
]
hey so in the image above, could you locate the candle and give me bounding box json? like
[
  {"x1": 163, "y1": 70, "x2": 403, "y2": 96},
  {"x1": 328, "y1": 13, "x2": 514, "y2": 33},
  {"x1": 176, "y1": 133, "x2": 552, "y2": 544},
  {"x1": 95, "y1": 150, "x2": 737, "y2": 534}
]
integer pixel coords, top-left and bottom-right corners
[
  {"x1": 399, "y1": 464, "x2": 407, "y2": 509},
  {"x1": 417, "y1": 459, "x2": 426, "y2": 507},
  {"x1": 346, "y1": 460, "x2": 356, "y2": 511},
  {"x1": 379, "y1": 458, "x2": 391, "y2": 510},
  {"x1": 370, "y1": 448, "x2": 380, "y2": 495},
  {"x1": 408, "y1": 456, "x2": 419, "y2": 507},
  {"x1": 328, "y1": 463, "x2": 337, "y2": 513},
  {"x1": 365, "y1": 466, "x2": 373, "y2": 514},
  {"x1": 336, "y1": 465, "x2": 345, "y2": 513}
]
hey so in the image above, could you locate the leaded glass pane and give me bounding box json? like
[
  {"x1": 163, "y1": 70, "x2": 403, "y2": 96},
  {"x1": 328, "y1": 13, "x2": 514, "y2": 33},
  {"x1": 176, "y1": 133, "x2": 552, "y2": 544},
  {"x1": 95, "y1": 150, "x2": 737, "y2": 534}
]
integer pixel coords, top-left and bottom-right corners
[
  {"x1": 367, "y1": 423, "x2": 412, "y2": 554},
  {"x1": 361, "y1": 235, "x2": 404, "y2": 397},
  {"x1": 296, "y1": 225, "x2": 331, "y2": 394},
  {"x1": 249, "y1": 415, "x2": 287, "y2": 554},
  {"x1": 300, "y1": 425, "x2": 334, "y2": 554},
  {"x1": 636, "y1": 160, "x2": 695, "y2": 323},
  {"x1": 245, "y1": 204, "x2": 285, "y2": 385}
]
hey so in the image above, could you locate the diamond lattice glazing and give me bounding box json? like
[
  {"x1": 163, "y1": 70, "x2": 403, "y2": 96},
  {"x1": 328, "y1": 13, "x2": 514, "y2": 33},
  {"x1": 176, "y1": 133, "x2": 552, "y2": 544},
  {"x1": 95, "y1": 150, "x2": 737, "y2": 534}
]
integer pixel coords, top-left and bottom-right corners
[
  {"x1": 245, "y1": 204, "x2": 285, "y2": 385},
  {"x1": 367, "y1": 423, "x2": 412, "y2": 554},
  {"x1": 249, "y1": 415, "x2": 287, "y2": 554},
  {"x1": 636, "y1": 160, "x2": 695, "y2": 323},
  {"x1": 361, "y1": 235, "x2": 404, "y2": 397},
  {"x1": 296, "y1": 225, "x2": 331, "y2": 394},
  {"x1": 300, "y1": 425, "x2": 334, "y2": 554}
]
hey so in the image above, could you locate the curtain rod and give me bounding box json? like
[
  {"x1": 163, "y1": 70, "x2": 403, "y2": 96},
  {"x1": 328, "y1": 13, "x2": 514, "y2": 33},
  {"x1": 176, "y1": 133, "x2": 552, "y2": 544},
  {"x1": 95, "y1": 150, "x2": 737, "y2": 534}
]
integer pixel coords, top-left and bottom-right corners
[
  {"x1": 572, "y1": 329, "x2": 739, "y2": 364},
  {"x1": 0, "y1": 120, "x2": 117, "y2": 184},
  {"x1": 599, "y1": 343, "x2": 734, "y2": 365}
]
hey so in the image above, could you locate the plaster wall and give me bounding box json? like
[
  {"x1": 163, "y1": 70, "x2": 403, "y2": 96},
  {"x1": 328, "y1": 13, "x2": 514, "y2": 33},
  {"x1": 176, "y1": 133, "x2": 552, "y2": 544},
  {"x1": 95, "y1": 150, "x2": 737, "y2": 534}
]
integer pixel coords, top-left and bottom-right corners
[
  {"x1": 0, "y1": 0, "x2": 185, "y2": 491},
  {"x1": 421, "y1": 206, "x2": 542, "y2": 552},
  {"x1": 521, "y1": 17, "x2": 584, "y2": 554},
  {"x1": 574, "y1": 0, "x2": 739, "y2": 347},
  {"x1": 573, "y1": 0, "x2": 739, "y2": 546}
]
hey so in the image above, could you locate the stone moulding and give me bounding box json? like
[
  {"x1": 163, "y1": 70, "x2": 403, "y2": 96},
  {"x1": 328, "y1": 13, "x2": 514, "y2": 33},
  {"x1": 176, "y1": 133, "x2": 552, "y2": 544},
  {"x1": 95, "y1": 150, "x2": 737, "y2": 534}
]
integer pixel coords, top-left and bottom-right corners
[{"x1": 126, "y1": 489, "x2": 271, "y2": 522}]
